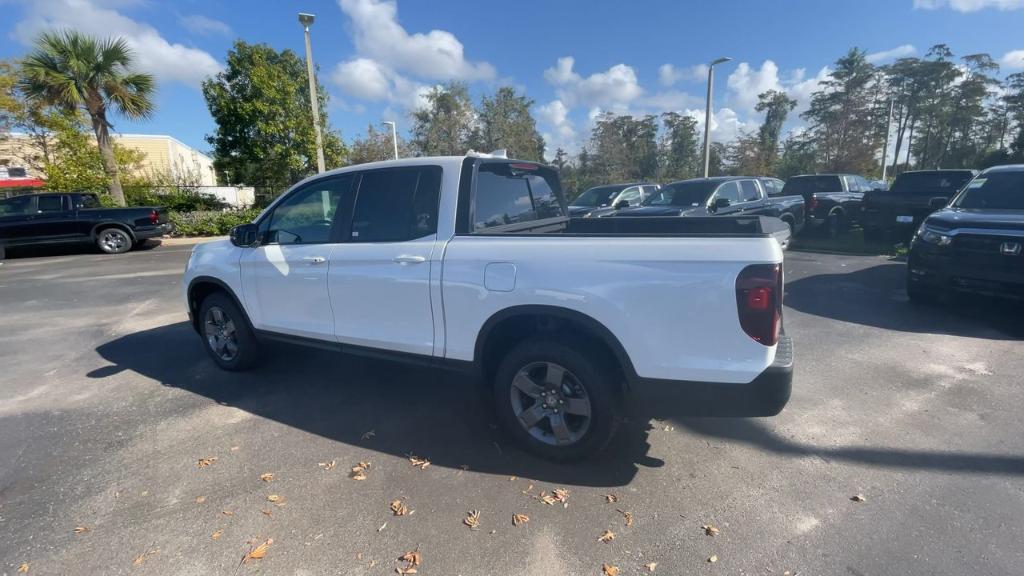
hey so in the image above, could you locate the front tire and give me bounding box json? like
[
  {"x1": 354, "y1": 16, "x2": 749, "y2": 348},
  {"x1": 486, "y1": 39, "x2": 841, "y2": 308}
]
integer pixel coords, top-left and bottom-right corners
[
  {"x1": 493, "y1": 338, "x2": 619, "y2": 460},
  {"x1": 96, "y1": 227, "x2": 133, "y2": 254},
  {"x1": 198, "y1": 292, "x2": 260, "y2": 371}
]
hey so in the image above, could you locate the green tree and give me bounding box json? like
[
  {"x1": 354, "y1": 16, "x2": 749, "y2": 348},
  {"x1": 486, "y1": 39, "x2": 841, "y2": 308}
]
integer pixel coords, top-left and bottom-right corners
[
  {"x1": 473, "y1": 86, "x2": 545, "y2": 161},
  {"x1": 42, "y1": 110, "x2": 146, "y2": 193},
  {"x1": 19, "y1": 31, "x2": 155, "y2": 206},
  {"x1": 658, "y1": 112, "x2": 700, "y2": 181},
  {"x1": 348, "y1": 123, "x2": 411, "y2": 165},
  {"x1": 203, "y1": 40, "x2": 346, "y2": 187},
  {"x1": 1004, "y1": 72, "x2": 1024, "y2": 161},
  {"x1": 777, "y1": 132, "x2": 818, "y2": 178},
  {"x1": 411, "y1": 82, "x2": 477, "y2": 156},
  {"x1": 754, "y1": 90, "x2": 797, "y2": 173},
  {"x1": 588, "y1": 112, "x2": 658, "y2": 183}
]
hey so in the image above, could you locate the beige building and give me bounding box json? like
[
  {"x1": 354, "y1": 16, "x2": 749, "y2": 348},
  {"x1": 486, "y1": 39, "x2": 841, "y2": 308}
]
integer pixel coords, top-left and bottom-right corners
[{"x1": 0, "y1": 132, "x2": 218, "y2": 186}]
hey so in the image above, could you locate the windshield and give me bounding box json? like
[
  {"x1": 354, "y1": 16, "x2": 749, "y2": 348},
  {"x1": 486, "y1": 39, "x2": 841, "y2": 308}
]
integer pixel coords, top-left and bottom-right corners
[
  {"x1": 891, "y1": 171, "x2": 973, "y2": 194},
  {"x1": 643, "y1": 180, "x2": 717, "y2": 206},
  {"x1": 952, "y1": 172, "x2": 1024, "y2": 210},
  {"x1": 570, "y1": 185, "x2": 626, "y2": 207},
  {"x1": 782, "y1": 175, "x2": 843, "y2": 196}
]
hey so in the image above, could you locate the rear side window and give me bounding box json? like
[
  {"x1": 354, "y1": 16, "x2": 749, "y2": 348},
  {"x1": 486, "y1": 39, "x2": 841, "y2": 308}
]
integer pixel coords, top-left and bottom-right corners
[
  {"x1": 350, "y1": 167, "x2": 441, "y2": 242},
  {"x1": 762, "y1": 179, "x2": 784, "y2": 196},
  {"x1": 78, "y1": 195, "x2": 100, "y2": 209},
  {"x1": 473, "y1": 163, "x2": 562, "y2": 231},
  {"x1": 782, "y1": 175, "x2": 843, "y2": 196},
  {"x1": 37, "y1": 196, "x2": 64, "y2": 212}
]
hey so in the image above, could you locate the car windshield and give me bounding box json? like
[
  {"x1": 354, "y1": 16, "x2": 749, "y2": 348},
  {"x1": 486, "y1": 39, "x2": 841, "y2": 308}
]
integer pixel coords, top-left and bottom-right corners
[
  {"x1": 782, "y1": 175, "x2": 843, "y2": 196},
  {"x1": 891, "y1": 171, "x2": 973, "y2": 193},
  {"x1": 643, "y1": 180, "x2": 717, "y2": 206},
  {"x1": 570, "y1": 185, "x2": 626, "y2": 207},
  {"x1": 953, "y1": 172, "x2": 1024, "y2": 210}
]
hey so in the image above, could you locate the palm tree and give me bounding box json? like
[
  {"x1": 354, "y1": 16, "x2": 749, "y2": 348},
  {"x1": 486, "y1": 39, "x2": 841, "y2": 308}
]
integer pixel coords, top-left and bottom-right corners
[{"x1": 19, "y1": 31, "x2": 155, "y2": 206}]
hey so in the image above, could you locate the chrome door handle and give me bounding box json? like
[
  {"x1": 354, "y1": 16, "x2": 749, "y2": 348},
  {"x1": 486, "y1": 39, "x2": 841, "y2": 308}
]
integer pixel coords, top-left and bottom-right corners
[
  {"x1": 303, "y1": 256, "x2": 326, "y2": 264},
  {"x1": 393, "y1": 255, "x2": 426, "y2": 264}
]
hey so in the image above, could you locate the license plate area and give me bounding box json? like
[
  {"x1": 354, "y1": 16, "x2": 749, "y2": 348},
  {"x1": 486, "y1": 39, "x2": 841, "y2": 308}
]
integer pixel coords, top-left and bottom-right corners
[{"x1": 896, "y1": 215, "x2": 913, "y2": 224}]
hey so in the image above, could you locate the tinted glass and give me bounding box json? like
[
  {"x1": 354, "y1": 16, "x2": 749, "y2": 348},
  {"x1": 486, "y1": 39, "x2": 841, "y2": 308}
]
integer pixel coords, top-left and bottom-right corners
[
  {"x1": 739, "y1": 180, "x2": 760, "y2": 202},
  {"x1": 571, "y1": 185, "x2": 625, "y2": 207},
  {"x1": 264, "y1": 176, "x2": 351, "y2": 244},
  {"x1": 0, "y1": 195, "x2": 33, "y2": 216},
  {"x1": 473, "y1": 163, "x2": 562, "y2": 231},
  {"x1": 716, "y1": 181, "x2": 742, "y2": 204},
  {"x1": 761, "y1": 179, "x2": 781, "y2": 196},
  {"x1": 891, "y1": 171, "x2": 973, "y2": 193},
  {"x1": 644, "y1": 180, "x2": 717, "y2": 206},
  {"x1": 843, "y1": 176, "x2": 860, "y2": 192},
  {"x1": 37, "y1": 196, "x2": 64, "y2": 212},
  {"x1": 617, "y1": 186, "x2": 642, "y2": 204},
  {"x1": 351, "y1": 167, "x2": 441, "y2": 242},
  {"x1": 79, "y1": 195, "x2": 100, "y2": 209},
  {"x1": 782, "y1": 175, "x2": 843, "y2": 196},
  {"x1": 953, "y1": 172, "x2": 1024, "y2": 210}
]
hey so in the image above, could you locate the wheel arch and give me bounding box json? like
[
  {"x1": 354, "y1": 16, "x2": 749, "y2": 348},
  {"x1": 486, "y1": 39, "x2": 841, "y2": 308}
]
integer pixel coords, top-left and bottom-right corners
[
  {"x1": 90, "y1": 221, "x2": 136, "y2": 242},
  {"x1": 187, "y1": 276, "x2": 250, "y2": 334},
  {"x1": 474, "y1": 305, "x2": 637, "y2": 391}
]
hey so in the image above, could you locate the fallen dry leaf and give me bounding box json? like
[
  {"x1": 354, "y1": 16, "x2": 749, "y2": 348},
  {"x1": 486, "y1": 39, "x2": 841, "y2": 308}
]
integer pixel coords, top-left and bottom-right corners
[
  {"x1": 260, "y1": 473, "x2": 274, "y2": 482},
  {"x1": 74, "y1": 526, "x2": 89, "y2": 534},
  {"x1": 644, "y1": 562, "x2": 657, "y2": 572},
  {"x1": 222, "y1": 510, "x2": 234, "y2": 516},
  {"x1": 195, "y1": 496, "x2": 206, "y2": 504},
  {"x1": 319, "y1": 460, "x2": 337, "y2": 471},
  {"x1": 390, "y1": 499, "x2": 410, "y2": 516},
  {"x1": 508, "y1": 476, "x2": 517, "y2": 481},
  {"x1": 552, "y1": 488, "x2": 570, "y2": 503},
  {"x1": 361, "y1": 430, "x2": 376, "y2": 440},
  {"x1": 851, "y1": 494, "x2": 867, "y2": 502},
  {"x1": 521, "y1": 483, "x2": 534, "y2": 495},
  {"x1": 397, "y1": 549, "x2": 422, "y2": 574},
  {"x1": 604, "y1": 494, "x2": 619, "y2": 503},
  {"x1": 350, "y1": 461, "x2": 370, "y2": 480},
  {"x1": 618, "y1": 510, "x2": 634, "y2": 527},
  {"x1": 512, "y1": 513, "x2": 529, "y2": 526},
  {"x1": 598, "y1": 529, "x2": 615, "y2": 543},
  {"x1": 197, "y1": 457, "x2": 217, "y2": 468},
  {"x1": 356, "y1": 552, "x2": 363, "y2": 561},
  {"x1": 707, "y1": 554, "x2": 718, "y2": 563},
  {"x1": 464, "y1": 510, "x2": 481, "y2": 529},
  {"x1": 17, "y1": 563, "x2": 28, "y2": 573},
  {"x1": 211, "y1": 530, "x2": 223, "y2": 540},
  {"x1": 602, "y1": 563, "x2": 619, "y2": 576},
  {"x1": 132, "y1": 549, "x2": 159, "y2": 566},
  {"x1": 266, "y1": 494, "x2": 282, "y2": 504},
  {"x1": 261, "y1": 509, "x2": 273, "y2": 517},
  {"x1": 407, "y1": 454, "x2": 430, "y2": 470},
  {"x1": 229, "y1": 446, "x2": 240, "y2": 452},
  {"x1": 702, "y1": 524, "x2": 720, "y2": 536},
  {"x1": 242, "y1": 538, "x2": 272, "y2": 564}
]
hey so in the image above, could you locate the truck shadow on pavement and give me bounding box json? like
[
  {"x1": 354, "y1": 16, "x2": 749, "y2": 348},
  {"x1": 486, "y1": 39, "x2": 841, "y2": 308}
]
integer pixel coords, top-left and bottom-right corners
[
  {"x1": 785, "y1": 261, "x2": 1024, "y2": 340},
  {"x1": 90, "y1": 321, "x2": 667, "y2": 487}
]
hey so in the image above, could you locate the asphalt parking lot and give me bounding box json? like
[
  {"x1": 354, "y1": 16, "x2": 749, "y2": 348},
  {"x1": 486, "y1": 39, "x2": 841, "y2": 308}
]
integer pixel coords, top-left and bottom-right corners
[{"x1": 2, "y1": 241, "x2": 1023, "y2": 576}]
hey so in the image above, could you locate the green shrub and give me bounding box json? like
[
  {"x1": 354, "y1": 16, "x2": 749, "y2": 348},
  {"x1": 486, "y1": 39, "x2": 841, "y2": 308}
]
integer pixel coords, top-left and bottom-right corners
[
  {"x1": 125, "y1": 187, "x2": 227, "y2": 212},
  {"x1": 169, "y1": 209, "x2": 261, "y2": 237}
]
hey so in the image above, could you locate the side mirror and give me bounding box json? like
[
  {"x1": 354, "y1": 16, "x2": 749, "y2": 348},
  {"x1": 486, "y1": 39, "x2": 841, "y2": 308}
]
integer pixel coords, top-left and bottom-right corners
[
  {"x1": 230, "y1": 223, "x2": 258, "y2": 247},
  {"x1": 614, "y1": 200, "x2": 630, "y2": 209},
  {"x1": 928, "y1": 197, "x2": 949, "y2": 209},
  {"x1": 713, "y1": 197, "x2": 731, "y2": 211}
]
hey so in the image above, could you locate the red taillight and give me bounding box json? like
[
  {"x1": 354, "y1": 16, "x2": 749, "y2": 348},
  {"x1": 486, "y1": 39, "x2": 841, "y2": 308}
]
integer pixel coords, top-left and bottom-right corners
[
  {"x1": 736, "y1": 264, "x2": 782, "y2": 346},
  {"x1": 149, "y1": 209, "x2": 159, "y2": 224}
]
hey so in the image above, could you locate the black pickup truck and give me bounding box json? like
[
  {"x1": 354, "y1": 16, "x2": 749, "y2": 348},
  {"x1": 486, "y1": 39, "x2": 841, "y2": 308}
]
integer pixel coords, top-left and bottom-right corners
[
  {"x1": 781, "y1": 173, "x2": 871, "y2": 237},
  {"x1": 604, "y1": 176, "x2": 805, "y2": 247},
  {"x1": 907, "y1": 165, "x2": 1024, "y2": 302},
  {"x1": 0, "y1": 192, "x2": 171, "y2": 259},
  {"x1": 862, "y1": 169, "x2": 976, "y2": 241}
]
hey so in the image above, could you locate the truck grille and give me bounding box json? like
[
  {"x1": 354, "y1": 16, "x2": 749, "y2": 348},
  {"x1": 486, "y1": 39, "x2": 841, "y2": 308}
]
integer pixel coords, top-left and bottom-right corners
[{"x1": 951, "y1": 233, "x2": 1024, "y2": 275}]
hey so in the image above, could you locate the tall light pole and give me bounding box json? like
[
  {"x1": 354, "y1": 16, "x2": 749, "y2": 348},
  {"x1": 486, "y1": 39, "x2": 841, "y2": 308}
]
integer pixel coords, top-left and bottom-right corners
[
  {"x1": 382, "y1": 121, "x2": 399, "y2": 159},
  {"x1": 703, "y1": 56, "x2": 732, "y2": 178},
  {"x1": 299, "y1": 12, "x2": 326, "y2": 173},
  {"x1": 880, "y1": 98, "x2": 894, "y2": 182}
]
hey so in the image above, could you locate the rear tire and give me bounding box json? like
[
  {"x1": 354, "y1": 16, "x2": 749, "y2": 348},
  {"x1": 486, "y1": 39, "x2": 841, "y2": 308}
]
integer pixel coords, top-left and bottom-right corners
[
  {"x1": 96, "y1": 227, "x2": 133, "y2": 254},
  {"x1": 493, "y1": 338, "x2": 619, "y2": 461},
  {"x1": 198, "y1": 292, "x2": 260, "y2": 371}
]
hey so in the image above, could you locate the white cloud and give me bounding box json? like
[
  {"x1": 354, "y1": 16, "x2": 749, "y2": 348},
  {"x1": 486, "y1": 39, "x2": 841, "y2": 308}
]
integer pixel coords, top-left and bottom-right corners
[
  {"x1": 658, "y1": 63, "x2": 708, "y2": 86},
  {"x1": 726, "y1": 60, "x2": 829, "y2": 115},
  {"x1": 914, "y1": 0, "x2": 1024, "y2": 11},
  {"x1": 536, "y1": 99, "x2": 577, "y2": 156},
  {"x1": 866, "y1": 44, "x2": 917, "y2": 63},
  {"x1": 337, "y1": 0, "x2": 494, "y2": 82},
  {"x1": 639, "y1": 90, "x2": 702, "y2": 111},
  {"x1": 12, "y1": 0, "x2": 223, "y2": 89},
  {"x1": 178, "y1": 14, "x2": 231, "y2": 36},
  {"x1": 332, "y1": 58, "x2": 393, "y2": 101},
  {"x1": 1002, "y1": 49, "x2": 1024, "y2": 69},
  {"x1": 683, "y1": 107, "x2": 749, "y2": 143},
  {"x1": 543, "y1": 57, "x2": 644, "y2": 109}
]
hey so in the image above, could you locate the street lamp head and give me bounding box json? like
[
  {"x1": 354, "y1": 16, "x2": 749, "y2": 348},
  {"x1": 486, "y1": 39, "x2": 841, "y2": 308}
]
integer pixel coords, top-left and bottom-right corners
[
  {"x1": 382, "y1": 121, "x2": 396, "y2": 127},
  {"x1": 298, "y1": 12, "x2": 315, "y2": 27},
  {"x1": 710, "y1": 56, "x2": 733, "y2": 66}
]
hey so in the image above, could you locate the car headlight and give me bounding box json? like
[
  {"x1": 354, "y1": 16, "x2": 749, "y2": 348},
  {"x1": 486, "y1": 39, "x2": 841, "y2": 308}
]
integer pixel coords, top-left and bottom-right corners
[{"x1": 916, "y1": 225, "x2": 952, "y2": 246}]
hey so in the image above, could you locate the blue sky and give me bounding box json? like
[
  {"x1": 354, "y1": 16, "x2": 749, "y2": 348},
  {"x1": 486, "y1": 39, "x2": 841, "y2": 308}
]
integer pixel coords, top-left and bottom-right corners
[{"x1": 2, "y1": 0, "x2": 1023, "y2": 157}]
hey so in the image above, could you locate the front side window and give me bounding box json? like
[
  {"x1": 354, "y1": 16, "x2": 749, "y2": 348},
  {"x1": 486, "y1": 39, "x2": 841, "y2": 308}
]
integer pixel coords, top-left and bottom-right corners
[
  {"x1": 617, "y1": 186, "x2": 642, "y2": 205},
  {"x1": 78, "y1": 195, "x2": 100, "y2": 209},
  {"x1": 37, "y1": 196, "x2": 64, "y2": 212},
  {"x1": 739, "y1": 180, "x2": 760, "y2": 202},
  {"x1": 350, "y1": 167, "x2": 441, "y2": 242},
  {"x1": 0, "y1": 195, "x2": 34, "y2": 216},
  {"x1": 473, "y1": 163, "x2": 562, "y2": 231},
  {"x1": 715, "y1": 181, "x2": 742, "y2": 204},
  {"x1": 262, "y1": 176, "x2": 351, "y2": 245}
]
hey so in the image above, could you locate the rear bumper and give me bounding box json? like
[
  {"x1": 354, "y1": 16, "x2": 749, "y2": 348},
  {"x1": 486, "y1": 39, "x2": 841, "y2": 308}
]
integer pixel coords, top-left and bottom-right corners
[
  {"x1": 135, "y1": 222, "x2": 174, "y2": 240},
  {"x1": 862, "y1": 210, "x2": 923, "y2": 232},
  {"x1": 629, "y1": 336, "x2": 793, "y2": 417}
]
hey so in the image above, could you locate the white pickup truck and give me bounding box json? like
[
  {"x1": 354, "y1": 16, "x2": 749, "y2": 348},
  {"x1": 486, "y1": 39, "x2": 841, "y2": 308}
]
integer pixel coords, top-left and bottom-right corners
[{"x1": 183, "y1": 154, "x2": 793, "y2": 459}]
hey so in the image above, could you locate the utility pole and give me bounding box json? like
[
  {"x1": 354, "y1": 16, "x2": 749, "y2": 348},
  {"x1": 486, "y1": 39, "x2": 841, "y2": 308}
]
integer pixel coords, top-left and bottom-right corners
[
  {"x1": 703, "y1": 57, "x2": 732, "y2": 178},
  {"x1": 382, "y1": 121, "x2": 399, "y2": 159},
  {"x1": 299, "y1": 12, "x2": 326, "y2": 173},
  {"x1": 881, "y1": 98, "x2": 894, "y2": 182}
]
